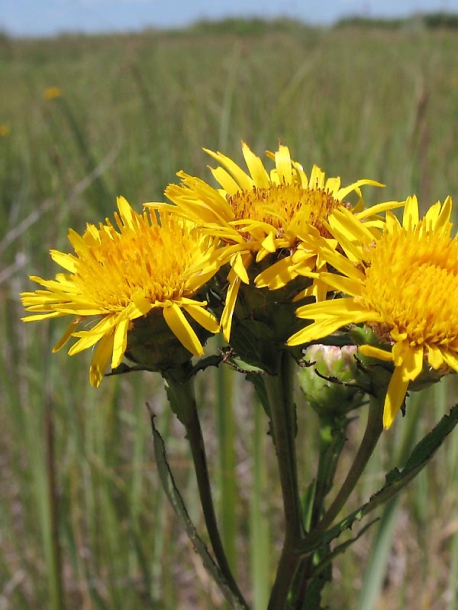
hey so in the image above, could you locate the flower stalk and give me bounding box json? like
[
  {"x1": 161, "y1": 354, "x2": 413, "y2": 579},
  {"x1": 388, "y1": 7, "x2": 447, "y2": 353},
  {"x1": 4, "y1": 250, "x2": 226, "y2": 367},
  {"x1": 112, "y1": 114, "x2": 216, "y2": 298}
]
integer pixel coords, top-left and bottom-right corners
[
  {"x1": 264, "y1": 350, "x2": 303, "y2": 610},
  {"x1": 317, "y1": 394, "x2": 384, "y2": 531},
  {"x1": 164, "y1": 370, "x2": 248, "y2": 609}
]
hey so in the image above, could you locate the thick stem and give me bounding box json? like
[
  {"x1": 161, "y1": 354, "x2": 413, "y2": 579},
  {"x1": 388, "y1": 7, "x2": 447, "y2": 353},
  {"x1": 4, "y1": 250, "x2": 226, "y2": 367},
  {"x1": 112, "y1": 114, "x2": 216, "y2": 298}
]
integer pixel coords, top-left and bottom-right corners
[
  {"x1": 166, "y1": 375, "x2": 248, "y2": 609},
  {"x1": 265, "y1": 351, "x2": 303, "y2": 610},
  {"x1": 317, "y1": 395, "x2": 384, "y2": 532}
]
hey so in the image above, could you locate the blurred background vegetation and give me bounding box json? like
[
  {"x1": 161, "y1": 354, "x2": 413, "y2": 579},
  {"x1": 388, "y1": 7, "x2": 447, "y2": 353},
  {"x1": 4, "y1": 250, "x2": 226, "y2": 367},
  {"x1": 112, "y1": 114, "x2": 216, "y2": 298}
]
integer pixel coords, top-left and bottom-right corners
[{"x1": 2, "y1": 14, "x2": 458, "y2": 609}]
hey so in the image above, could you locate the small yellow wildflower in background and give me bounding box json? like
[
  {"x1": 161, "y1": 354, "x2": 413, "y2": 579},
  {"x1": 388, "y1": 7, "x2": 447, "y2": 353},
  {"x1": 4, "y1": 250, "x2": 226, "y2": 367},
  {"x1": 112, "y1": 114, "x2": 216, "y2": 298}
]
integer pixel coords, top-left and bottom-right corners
[
  {"x1": 288, "y1": 195, "x2": 458, "y2": 429},
  {"x1": 21, "y1": 197, "x2": 220, "y2": 387},
  {"x1": 43, "y1": 86, "x2": 63, "y2": 101},
  {"x1": 147, "y1": 142, "x2": 394, "y2": 340},
  {"x1": 0, "y1": 124, "x2": 10, "y2": 137}
]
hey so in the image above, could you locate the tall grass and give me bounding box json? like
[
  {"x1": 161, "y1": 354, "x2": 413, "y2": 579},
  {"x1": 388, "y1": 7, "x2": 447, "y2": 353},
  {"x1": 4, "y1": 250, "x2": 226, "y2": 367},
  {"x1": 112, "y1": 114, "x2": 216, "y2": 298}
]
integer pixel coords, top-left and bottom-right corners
[{"x1": 2, "y1": 22, "x2": 458, "y2": 608}]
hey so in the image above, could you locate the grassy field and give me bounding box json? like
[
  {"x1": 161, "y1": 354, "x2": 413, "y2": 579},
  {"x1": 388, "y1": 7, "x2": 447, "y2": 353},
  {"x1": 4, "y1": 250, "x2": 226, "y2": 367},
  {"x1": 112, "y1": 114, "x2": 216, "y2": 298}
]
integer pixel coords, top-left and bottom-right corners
[{"x1": 2, "y1": 20, "x2": 458, "y2": 609}]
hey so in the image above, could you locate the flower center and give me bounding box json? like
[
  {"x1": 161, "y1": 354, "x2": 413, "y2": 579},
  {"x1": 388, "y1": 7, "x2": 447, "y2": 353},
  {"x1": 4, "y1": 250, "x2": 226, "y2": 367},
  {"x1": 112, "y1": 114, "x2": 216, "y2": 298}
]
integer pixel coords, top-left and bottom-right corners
[
  {"x1": 362, "y1": 226, "x2": 458, "y2": 347},
  {"x1": 72, "y1": 215, "x2": 203, "y2": 311},
  {"x1": 226, "y1": 184, "x2": 342, "y2": 238}
]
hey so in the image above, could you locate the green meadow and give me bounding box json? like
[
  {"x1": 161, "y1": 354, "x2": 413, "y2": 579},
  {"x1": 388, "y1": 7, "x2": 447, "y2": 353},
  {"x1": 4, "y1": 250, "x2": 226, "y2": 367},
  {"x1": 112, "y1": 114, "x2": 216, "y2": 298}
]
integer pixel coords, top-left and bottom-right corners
[{"x1": 2, "y1": 19, "x2": 458, "y2": 609}]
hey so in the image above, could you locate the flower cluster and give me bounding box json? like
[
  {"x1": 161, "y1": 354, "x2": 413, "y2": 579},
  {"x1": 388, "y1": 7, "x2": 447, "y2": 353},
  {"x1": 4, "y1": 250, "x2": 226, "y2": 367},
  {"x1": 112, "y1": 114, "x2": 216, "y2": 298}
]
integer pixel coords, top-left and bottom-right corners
[{"x1": 22, "y1": 143, "x2": 458, "y2": 428}]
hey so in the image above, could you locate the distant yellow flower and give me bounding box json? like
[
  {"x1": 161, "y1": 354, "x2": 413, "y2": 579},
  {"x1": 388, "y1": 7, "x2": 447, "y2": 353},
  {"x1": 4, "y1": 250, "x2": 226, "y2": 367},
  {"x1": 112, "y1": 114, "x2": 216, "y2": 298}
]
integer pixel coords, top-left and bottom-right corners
[
  {"x1": 288, "y1": 195, "x2": 458, "y2": 428},
  {"x1": 147, "y1": 142, "x2": 391, "y2": 340},
  {"x1": 21, "y1": 197, "x2": 220, "y2": 386},
  {"x1": 44, "y1": 86, "x2": 63, "y2": 100},
  {"x1": 0, "y1": 124, "x2": 10, "y2": 137}
]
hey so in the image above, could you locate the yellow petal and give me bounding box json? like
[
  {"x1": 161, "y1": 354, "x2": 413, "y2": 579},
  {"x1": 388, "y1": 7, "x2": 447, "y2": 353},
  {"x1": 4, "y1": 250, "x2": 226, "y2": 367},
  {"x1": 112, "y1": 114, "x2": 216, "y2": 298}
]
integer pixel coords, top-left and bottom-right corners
[
  {"x1": 260, "y1": 231, "x2": 277, "y2": 253},
  {"x1": 292, "y1": 160, "x2": 308, "y2": 187},
  {"x1": 183, "y1": 303, "x2": 220, "y2": 333},
  {"x1": 204, "y1": 148, "x2": 254, "y2": 191},
  {"x1": 287, "y1": 318, "x2": 344, "y2": 346},
  {"x1": 163, "y1": 303, "x2": 204, "y2": 357},
  {"x1": 424, "y1": 196, "x2": 452, "y2": 234},
  {"x1": 324, "y1": 176, "x2": 341, "y2": 194},
  {"x1": 295, "y1": 297, "x2": 368, "y2": 321},
  {"x1": 383, "y1": 366, "x2": 409, "y2": 429},
  {"x1": 441, "y1": 349, "x2": 458, "y2": 372},
  {"x1": 401, "y1": 344, "x2": 424, "y2": 381},
  {"x1": 242, "y1": 142, "x2": 270, "y2": 187},
  {"x1": 49, "y1": 250, "x2": 78, "y2": 273},
  {"x1": 287, "y1": 308, "x2": 372, "y2": 346},
  {"x1": 316, "y1": 272, "x2": 363, "y2": 297},
  {"x1": 275, "y1": 145, "x2": 292, "y2": 184},
  {"x1": 89, "y1": 332, "x2": 115, "y2": 388},
  {"x1": 255, "y1": 257, "x2": 296, "y2": 289},
  {"x1": 427, "y1": 345, "x2": 444, "y2": 369},
  {"x1": 358, "y1": 344, "x2": 394, "y2": 362},
  {"x1": 309, "y1": 165, "x2": 325, "y2": 189},
  {"x1": 52, "y1": 317, "x2": 81, "y2": 352},
  {"x1": 336, "y1": 178, "x2": 384, "y2": 202},
  {"x1": 355, "y1": 198, "x2": 405, "y2": 219},
  {"x1": 402, "y1": 195, "x2": 419, "y2": 231},
  {"x1": 221, "y1": 272, "x2": 241, "y2": 342},
  {"x1": 69, "y1": 316, "x2": 118, "y2": 354},
  {"x1": 209, "y1": 166, "x2": 241, "y2": 196},
  {"x1": 329, "y1": 207, "x2": 376, "y2": 246},
  {"x1": 231, "y1": 252, "x2": 250, "y2": 284},
  {"x1": 111, "y1": 316, "x2": 130, "y2": 369},
  {"x1": 22, "y1": 311, "x2": 63, "y2": 322},
  {"x1": 116, "y1": 196, "x2": 136, "y2": 230}
]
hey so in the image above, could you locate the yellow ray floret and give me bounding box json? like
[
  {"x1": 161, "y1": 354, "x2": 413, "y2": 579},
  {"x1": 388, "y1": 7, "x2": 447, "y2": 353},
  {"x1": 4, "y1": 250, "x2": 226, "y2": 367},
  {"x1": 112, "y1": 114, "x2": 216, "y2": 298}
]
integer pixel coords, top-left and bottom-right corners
[
  {"x1": 21, "y1": 197, "x2": 220, "y2": 386},
  {"x1": 288, "y1": 195, "x2": 458, "y2": 429},
  {"x1": 146, "y1": 142, "x2": 394, "y2": 340}
]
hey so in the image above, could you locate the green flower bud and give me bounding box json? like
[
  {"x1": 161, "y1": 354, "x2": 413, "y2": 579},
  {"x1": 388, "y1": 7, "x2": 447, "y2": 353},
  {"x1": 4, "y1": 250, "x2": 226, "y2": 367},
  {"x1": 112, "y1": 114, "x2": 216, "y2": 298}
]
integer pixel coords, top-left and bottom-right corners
[{"x1": 298, "y1": 344, "x2": 365, "y2": 416}]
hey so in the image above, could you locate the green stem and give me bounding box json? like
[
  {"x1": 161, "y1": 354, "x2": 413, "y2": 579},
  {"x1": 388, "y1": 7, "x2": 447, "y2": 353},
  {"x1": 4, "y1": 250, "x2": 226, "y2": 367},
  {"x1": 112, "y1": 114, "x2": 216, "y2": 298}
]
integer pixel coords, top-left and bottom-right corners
[
  {"x1": 317, "y1": 395, "x2": 384, "y2": 532},
  {"x1": 265, "y1": 351, "x2": 303, "y2": 610},
  {"x1": 44, "y1": 401, "x2": 64, "y2": 610},
  {"x1": 166, "y1": 374, "x2": 248, "y2": 609},
  {"x1": 216, "y1": 351, "x2": 237, "y2": 573},
  {"x1": 311, "y1": 414, "x2": 349, "y2": 528},
  {"x1": 292, "y1": 413, "x2": 350, "y2": 607}
]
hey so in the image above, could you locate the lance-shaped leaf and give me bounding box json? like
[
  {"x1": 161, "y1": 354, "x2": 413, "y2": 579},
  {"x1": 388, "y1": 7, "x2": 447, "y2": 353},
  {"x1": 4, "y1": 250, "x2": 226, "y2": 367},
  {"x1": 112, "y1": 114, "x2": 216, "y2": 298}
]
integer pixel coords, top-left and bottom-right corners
[{"x1": 296, "y1": 403, "x2": 458, "y2": 557}]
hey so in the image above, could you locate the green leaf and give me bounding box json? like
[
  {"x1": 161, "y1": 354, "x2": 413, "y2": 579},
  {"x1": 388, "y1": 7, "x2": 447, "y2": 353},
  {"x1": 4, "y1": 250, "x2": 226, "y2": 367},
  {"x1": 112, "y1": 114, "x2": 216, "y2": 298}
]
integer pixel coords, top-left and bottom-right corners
[
  {"x1": 149, "y1": 410, "x2": 247, "y2": 610},
  {"x1": 188, "y1": 354, "x2": 225, "y2": 377},
  {"x1": 297, "y1": 403, "x2": 458, "y2": 557},
  {"x1": 245, "y1": 371, "x2": 271, "y2": 419}
]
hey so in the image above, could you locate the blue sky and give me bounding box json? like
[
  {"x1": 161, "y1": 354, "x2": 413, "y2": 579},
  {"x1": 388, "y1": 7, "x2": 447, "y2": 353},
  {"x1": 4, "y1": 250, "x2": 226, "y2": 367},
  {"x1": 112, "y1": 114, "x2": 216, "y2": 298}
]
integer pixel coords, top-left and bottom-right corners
[{"x1": 2, "y1": 0, "x2": 457, "y2": 38}]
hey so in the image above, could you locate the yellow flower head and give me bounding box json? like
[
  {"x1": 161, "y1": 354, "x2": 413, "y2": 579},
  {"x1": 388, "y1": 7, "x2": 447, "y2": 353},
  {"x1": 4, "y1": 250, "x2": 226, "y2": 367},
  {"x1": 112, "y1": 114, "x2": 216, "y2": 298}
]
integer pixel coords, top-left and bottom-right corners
[
  {"x1": 44, "y1": 86, "x2": 63, "y2": 101},
  {"x1": 288, "y1": 195, "x2": 458, "y2": 428},
  {"x1": 146, "y1": 142, "x2": 390, "y2": 340},
  {"x1": 21, "y1": 197, "x2": 220, "y2": 386}
]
